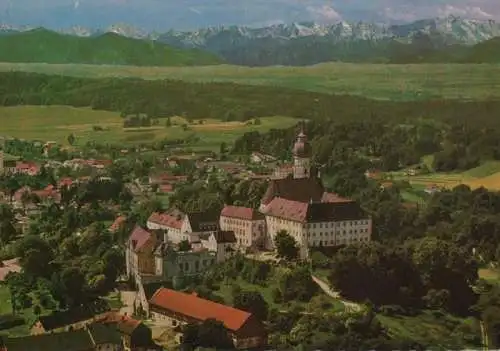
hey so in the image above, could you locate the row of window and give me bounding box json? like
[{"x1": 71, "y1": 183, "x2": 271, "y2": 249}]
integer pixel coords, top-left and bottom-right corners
[{"x1": 310, "y1": 236, "x2": 370, "y2": 247}]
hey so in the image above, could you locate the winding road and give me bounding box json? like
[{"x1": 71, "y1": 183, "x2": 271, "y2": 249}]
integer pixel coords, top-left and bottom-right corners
[{"x1": 311, "y1": 275, "x2": 361, "y2": 313}]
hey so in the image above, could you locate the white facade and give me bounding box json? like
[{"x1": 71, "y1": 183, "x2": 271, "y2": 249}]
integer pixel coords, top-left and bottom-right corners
[
  {"x1": 265, "y1": 215, "x2": 372, "y2": 259},
  {"x1": 220, "y1": 215, "x2": 266, "y2": 250},
  {"x1": 293, "y1": 155, "x2": 311, "y2": 179}
]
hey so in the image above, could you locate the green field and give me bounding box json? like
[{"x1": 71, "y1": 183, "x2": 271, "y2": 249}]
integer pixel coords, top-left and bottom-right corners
[
  {"x1": 0, "y1": 106, "x2": 298, "y2": 147},
  {"x1": 1, "y1": 63, "x2": 500, "y2": 101}
]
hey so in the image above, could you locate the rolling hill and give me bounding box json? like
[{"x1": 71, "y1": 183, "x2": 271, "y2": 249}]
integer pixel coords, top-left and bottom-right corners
[{"x1": 0, "y1": 28, "x2": 223, "y2": 66}]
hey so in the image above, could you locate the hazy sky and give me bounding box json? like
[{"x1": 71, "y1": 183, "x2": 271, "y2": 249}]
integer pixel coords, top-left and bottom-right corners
[{"x1": 0, "y1": 0, "x2": 499, "y2": 30}]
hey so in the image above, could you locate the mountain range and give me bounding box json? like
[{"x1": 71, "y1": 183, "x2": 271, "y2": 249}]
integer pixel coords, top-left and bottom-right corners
[{"x1": 1, "y1": 16, "x2": 500, "y2": 66}]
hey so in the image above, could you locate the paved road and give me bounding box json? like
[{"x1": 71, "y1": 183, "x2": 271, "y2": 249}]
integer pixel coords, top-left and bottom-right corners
[{"x1": 311, "y1": 275, "x2": 361, "y2": 313}]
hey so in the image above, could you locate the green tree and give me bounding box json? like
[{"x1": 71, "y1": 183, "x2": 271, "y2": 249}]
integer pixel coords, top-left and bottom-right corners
[
  {"x1": 67, "y1": 133, "x2": 76, "y2": 146},
  {"x1": 178, "y1": 240, "x2": 191, "y2": 252},
  {"x1": 233, "y1": 290, "x2": 269, "y2": 321},
  {"x1": 274, "y1": 230, "x2": 299, "y2": 260}
]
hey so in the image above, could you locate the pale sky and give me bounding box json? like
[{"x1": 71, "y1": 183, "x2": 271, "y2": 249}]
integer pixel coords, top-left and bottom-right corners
[{"x1": 0, "y1": 0, "x2": 499, "y2": 30}]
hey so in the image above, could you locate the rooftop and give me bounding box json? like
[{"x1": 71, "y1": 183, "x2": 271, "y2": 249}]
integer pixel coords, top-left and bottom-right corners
[
  {"x1": 149, "y1": 288, "x2": 252, "y2": 332},
  {"x1": 221, "y1": 205, "x2": 264, "y2": 221}
]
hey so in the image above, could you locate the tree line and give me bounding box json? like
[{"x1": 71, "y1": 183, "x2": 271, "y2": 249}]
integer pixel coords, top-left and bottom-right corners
[{"x1": 2, "y1": 72, "x2": 500, "y2": 127}]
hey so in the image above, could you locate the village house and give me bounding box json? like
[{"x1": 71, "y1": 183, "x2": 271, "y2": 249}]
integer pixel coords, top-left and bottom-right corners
[
  {"x1": 4, "y1": 161, "x2": 40, "y2": 176},
  {"x1": 146, "y1": 209, "x2": 219, "y2": 244},
  {"x1": 149, "y1": 288, "x2": 268, "y2": 349},
  {"x1": 96, "y1": 313, "x2": 158, "y2": 351},
  {"x1": 12, "y1": 186, "x2": 61, "y2": 211},
  {"x1": 2, "y1": 324, "x2": 122, "y2": 351},
  {"x1": 220, "y1": 206, "x2": 266, "y2": 251},
  {"x1": 125, "y1": 226, "x2": 159, "y2": 283},
  {"x1": 31, "y1": 301, "x2": 111, "y2": 335},
  {"x1": 196, "y1": 230, "x2": 237, "y2": 262}
]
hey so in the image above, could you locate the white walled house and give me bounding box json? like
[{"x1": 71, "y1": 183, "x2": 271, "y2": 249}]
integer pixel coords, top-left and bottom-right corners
[
  {"x1": 199, "y1": 230, "x2": 237, "y2": 262},
  {"x1": 220, "y1": 206, "x2": 266, "y2": 250},
  {"x1": 147, "y1": 209, "x2": 219, "y2": 244}
]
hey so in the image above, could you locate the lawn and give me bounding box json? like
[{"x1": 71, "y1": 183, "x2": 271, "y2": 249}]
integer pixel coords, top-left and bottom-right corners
[
  {"x1": 1, "y1": 62, "x2": 500, "y2": 101},
  {"x1": 377, "y1": 311, "x2": 482, "y2": 350},
  {"x1": 0, "y1": 106, "x2": 298, "y2": 148},
  {"x1": 214, "y1": 269, "x2": 345, "y2": 314},
  {"x1": 478, "y1": 268, "x2": 500, "y2": 284},
  {"x1": 0, "y1": 284, "x2": 34, "y2": 337}
]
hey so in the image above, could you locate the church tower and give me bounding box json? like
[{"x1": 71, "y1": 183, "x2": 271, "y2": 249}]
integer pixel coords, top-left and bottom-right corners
[{"x1": 292, "y1": 129, "x2": 311, "y2": 179}]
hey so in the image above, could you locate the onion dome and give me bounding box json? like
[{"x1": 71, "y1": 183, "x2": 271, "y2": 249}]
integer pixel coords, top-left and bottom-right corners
[{"x1": 292, "y1": 130, "x2": 311, "y2": 157}]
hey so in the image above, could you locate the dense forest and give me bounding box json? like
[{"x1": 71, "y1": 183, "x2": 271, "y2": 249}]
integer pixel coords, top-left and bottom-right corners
[{"x1": 2, "y1": 72, "x2": 500, "y2": 128}]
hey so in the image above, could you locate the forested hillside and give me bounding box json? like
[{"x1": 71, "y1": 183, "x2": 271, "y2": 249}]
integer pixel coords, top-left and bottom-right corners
[{"x1": 0, "y1": 29, "x2": 223, "y2": 66}]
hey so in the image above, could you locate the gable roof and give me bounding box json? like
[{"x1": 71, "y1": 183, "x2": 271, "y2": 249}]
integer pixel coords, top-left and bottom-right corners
[
  {"x1": 264, "y1": 197, "x2": 368, "y2": 223},
  {"x1": 261, "y1": 175, "x2": 325, "y2": 205},
  {"x1": 221, "y1": 206, "x2": 264, "y2": 221},
  {"x1": 187, "y1": 211, "x2": 220, "y2": 232},
  {"x1": 36, "y1": 300, "x2": 110, "y2": 331},
  {"x1": 87, "y1": 323, "x2": 122, "y2": 345},
  {"x1": 109, "y1": 216, "x2": 126, "y2": 232},
  {"x1": 212, "y1": 231, "x2": 237, "y2": 244},
  {"x1": 128, "y1": 226, "x2": 153, "y2": 252},
  {"x1": 148, "y1": 211, "x2": 184, "y2": 230},
  {"x1": 149, "y1": 288, "x2": 251, "y2": 332}
]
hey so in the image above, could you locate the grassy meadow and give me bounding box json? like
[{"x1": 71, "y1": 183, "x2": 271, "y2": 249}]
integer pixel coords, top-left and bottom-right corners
[
  {"x1": 0, "y1": 62, "x2": 499, "y2": 101},
  {"x1": 390, "y1": 161, "x2": 500, "y2": 196},
  {"x1": 0, "y1": 105, "x2": 298, "y2": 148}
]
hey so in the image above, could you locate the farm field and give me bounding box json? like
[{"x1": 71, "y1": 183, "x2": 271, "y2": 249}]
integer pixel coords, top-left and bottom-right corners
[
  {"x1": 0, "y1": 62, "x2": 500, "y2": 100},
  {"x1": 0, "y1": 106, "x2": 298, "y2": 148},
  {"x1": 392, "y1": 161, "x2": 500, "y2": 192}
]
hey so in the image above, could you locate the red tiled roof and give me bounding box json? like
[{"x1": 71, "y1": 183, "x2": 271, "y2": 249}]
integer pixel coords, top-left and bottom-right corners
[
  {"x1": 110, "y1": 216, "x2": 126, "y2": 232},
  {"x1": 148, "y1": 212, "x2": 183, "y2": 229},
  {"x1": 158, "y1": 184, "x2": 174, "y2": 193},
  {"x1": 0, "y1": 258, "x2": 21, "y2": 281},
  {"x1": 128, "y1": 226, "x2": 152, "y2": 252},
  {"x1": 264, "y1": 198, "x2": 309, "y2": 222},
  {"x1": 321, "y1": 192, "x2": 353, "y2": 204},
  {"x1": 149, "y1": 288, "x2": 251, "y2": 332},
  {"x1": 221, "y1": 205, "x2": 264, "y2": 221},
  {"x1": 264, "y1": 197, "x2": 367, "y2": 223},
  {"x1": 58, "y1": 177, "x2": 74, "y2": 187},
  {"x1": 261, "y1": 176, "x2": 325, "y2": 205}
]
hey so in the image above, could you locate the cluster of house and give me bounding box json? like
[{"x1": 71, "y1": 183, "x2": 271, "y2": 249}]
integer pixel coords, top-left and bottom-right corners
[
  {"x1": 0, "y1": 308, "x2": 160, "y2": 351},
  {"x1": 0, "y1": 149, "x2": 114, "y2": 176}
]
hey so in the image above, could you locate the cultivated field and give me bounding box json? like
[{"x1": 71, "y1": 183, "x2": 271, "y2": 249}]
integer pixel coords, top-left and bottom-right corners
[
  {"x1": 1, "y1": 62, "x2": 500, "y2": 100},
  {"x1": 393, "y1": 161, "x2": 500, "y2": 192},
  {"x1": 0, "y1": 105, "x2": 298, "y2": 148}
]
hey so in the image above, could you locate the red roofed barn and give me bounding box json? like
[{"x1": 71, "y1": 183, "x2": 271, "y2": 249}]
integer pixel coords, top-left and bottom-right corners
[{"x1": 149, "y1": 288, "x2": 267, "y2": 349}]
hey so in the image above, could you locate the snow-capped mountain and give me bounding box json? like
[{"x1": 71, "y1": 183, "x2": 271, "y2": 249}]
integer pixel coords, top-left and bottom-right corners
[{"x1": 158, "y1": 16, "x2": 500, "y2": 48}]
